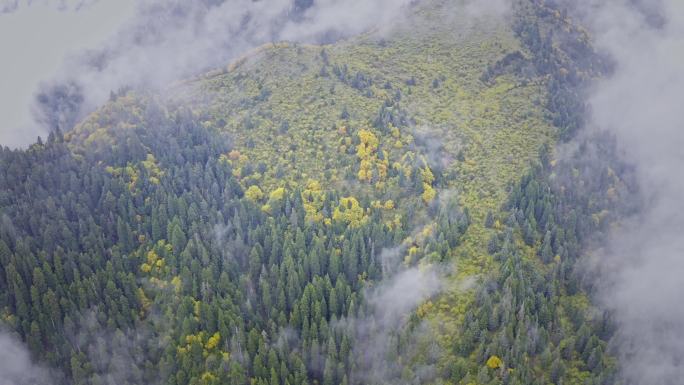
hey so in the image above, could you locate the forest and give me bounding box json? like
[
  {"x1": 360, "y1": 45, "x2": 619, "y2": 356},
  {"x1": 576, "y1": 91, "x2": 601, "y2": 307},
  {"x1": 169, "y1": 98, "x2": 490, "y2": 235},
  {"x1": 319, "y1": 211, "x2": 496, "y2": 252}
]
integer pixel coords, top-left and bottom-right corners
[{"x1": 0, "y1": 0, "x2": 639, "y2": 384}]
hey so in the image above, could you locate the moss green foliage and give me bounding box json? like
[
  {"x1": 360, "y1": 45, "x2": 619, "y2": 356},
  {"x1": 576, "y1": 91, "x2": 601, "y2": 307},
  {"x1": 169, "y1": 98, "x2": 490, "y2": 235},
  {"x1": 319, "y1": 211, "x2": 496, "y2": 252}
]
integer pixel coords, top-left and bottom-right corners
[{"x1": 0, "y1": 1, "x2": 625, "y2": 384}]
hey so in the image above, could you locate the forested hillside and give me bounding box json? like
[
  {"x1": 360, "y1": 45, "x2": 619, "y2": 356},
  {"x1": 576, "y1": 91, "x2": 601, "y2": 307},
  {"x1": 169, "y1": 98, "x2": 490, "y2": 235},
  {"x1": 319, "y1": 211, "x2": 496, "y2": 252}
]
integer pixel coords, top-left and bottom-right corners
[{"x1": 0, "y1": 1, "x2": 635, "y2": 384}]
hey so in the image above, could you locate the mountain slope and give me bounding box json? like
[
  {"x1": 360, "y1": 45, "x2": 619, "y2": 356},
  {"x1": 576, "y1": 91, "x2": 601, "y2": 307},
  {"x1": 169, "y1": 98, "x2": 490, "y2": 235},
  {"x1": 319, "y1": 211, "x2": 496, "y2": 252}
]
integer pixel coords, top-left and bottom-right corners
[{"x1": 0, "y1": 1, "x2": 627, "y2": 384}]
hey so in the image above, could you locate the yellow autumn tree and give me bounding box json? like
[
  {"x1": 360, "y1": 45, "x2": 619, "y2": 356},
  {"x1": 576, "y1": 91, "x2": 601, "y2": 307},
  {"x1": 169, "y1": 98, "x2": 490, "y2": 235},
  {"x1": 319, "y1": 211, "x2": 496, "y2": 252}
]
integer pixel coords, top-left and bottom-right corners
[
  {"x1": 200, "y1": 372, "x2": 217, "y2": 384},
  {"x1": 422, "y1": 183, "x2": 436, "y2": 203},
  {"x1": 356, "y1": 129, "x2": 379, "y2": 158},
  {"x1": 269, "y1": 187, "x2": 286, "y2": 201},
  {"x1": 356, "y1": 129, "x2": 386, "y2": 184},
  {"x1": 421, "y1": 166, "x2": 434, "y2": 184},
  {"x1": 301, "y1": 180, "x2": 325, "y2": 222},
  {"x1": 171, "y1": 276, "x2": 182, "y2": 293},
  {"x1": 419, "y1": 162, "x2": 437, "y2": 203},
  {"x1": 486, "y1": 355, "x2": 503, "y2": 369},
  {"x1": 205, "y1": 332, "x2": 221, "y2": 350},
  {"x1": 262, "y1": 187, "x2": 287, "y2": 214},
  {"x1": 358, "y1": 159, "x2": 373, "y2": 182},
  {"x1": 332, "y1": 197, "x2": 367, "y2": 228},
  {"x1": 245, "y1": 185, "x2": 264, "y2": 202},
  {"x1": 140, "y1": 249, "x2": 165, "y2": 274}
]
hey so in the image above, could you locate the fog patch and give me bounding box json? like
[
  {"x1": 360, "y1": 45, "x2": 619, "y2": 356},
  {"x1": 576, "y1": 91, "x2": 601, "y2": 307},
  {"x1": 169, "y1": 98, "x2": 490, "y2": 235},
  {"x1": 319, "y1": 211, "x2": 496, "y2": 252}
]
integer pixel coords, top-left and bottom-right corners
[
  {"x1": 0, "y1": 331, "x2": 56, "y2": 385},
  {"x1": 573, "y1": 0, "x2": 684, "y2": 383},
  {"x1": 335, "y1": 262, "x2": 445, "y2": 384}
]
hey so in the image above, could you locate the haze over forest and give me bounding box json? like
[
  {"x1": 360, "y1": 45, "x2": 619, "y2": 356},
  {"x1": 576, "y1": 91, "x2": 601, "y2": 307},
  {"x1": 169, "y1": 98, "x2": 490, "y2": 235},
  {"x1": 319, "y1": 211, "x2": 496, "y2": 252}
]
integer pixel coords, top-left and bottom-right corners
[{"x1": 0, "y1": 1, "x2": 681, "y2": 384}]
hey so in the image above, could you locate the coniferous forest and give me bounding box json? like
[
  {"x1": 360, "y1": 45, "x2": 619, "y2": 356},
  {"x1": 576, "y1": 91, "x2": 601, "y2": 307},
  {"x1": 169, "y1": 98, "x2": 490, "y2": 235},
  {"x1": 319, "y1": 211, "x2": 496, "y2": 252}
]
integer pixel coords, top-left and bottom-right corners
[{"x1": 2, "y1": 0, "x2": 664, "y2": 384}]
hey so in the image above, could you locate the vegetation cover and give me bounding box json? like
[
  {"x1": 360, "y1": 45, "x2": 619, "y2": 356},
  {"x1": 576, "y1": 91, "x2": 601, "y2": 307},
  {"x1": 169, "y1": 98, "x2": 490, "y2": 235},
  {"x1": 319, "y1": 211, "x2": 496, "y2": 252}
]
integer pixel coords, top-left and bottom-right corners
[{"x1": 0, "y1": 1, "x2": 634, "y2": 384}]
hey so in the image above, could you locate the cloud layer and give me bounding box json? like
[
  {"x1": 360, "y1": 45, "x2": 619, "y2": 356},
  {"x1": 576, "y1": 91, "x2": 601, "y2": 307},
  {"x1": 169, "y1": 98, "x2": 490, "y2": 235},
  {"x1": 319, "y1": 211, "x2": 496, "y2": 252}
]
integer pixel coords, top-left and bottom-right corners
[{"x1": 578, "y1": 1, "x2": 684, "y2": 383}]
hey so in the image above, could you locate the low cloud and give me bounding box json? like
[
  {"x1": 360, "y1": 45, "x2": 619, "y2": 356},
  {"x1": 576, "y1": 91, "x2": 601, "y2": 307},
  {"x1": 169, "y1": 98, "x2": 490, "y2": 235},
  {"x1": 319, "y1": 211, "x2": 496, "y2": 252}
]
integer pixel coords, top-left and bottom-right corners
[
  {"x1": 0, "y1": 331, "x2": 55, "y2": 385},
  {"x1": 337, "y1": 263, "x2": 444, "y2": 384},
  {"x1": 0, "y1": 0, "x2": 136, "y2": 148},
  {"x1": 367, "y1": 265, "x2": 443, "y2": 328},
  {"x1": 573, "y1": 0, "x2": 684, "y2": 383}
]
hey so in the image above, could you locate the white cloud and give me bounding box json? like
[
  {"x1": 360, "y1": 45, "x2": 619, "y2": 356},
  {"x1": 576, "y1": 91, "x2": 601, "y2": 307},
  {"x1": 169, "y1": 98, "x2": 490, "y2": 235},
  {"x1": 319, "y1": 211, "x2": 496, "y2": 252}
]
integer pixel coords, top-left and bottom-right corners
[
  {"x1": 0, "y1": 331, "x2": 54, "y2": 385},
  {"x1": 0, "y1": 0, "x2": 136, "y2": 148},
  {"x1": 579, "y1": 1, "x2": 684, "y2": 383}
]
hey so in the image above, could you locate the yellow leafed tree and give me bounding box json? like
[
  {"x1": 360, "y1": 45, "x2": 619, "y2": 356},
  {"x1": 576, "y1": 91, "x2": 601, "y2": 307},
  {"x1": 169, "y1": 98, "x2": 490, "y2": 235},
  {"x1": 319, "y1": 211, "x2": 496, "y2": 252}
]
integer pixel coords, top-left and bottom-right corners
[
  {"x1": 245, "y1": 185, "x2": 264, "y2": 202},
  {"x1": 205, "y1": 332, "x2": 221, "y2": 350},
  {"x1": 422, "y1": 183, "x2": 436, "y2": 203},
  {"x1": 486, "y1": 355, "x2": 503, "y2": 369},
  {"x1": 333, "y1": 197, "x2": 367, "y2": 228}
]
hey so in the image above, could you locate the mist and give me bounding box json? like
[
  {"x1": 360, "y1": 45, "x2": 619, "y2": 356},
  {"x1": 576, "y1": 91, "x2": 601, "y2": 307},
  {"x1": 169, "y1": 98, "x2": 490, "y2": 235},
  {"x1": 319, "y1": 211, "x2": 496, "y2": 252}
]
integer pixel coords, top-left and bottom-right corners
[
  {"x1": 0, "y1": 331, "x2": 54, "y2": 385},
  {"x1": 577, "y1": 0, "x2": 684, "y2": 383},
  {"x1": 0, "y1": 0, "x2": 137, "y2": 148},
  {"x1": 337, "y1": 263, "x2": 444, "y2": 384},
  {"x1": 0, "y1": 0, "x2": 414, "y2": 149}
]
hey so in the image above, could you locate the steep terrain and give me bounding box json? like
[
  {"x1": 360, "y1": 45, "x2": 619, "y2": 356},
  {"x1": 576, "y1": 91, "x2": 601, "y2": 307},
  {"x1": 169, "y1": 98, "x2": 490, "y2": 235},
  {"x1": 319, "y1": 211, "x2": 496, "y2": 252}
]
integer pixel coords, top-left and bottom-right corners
[{"x1": 0, "y1": 1, "x2": 630, "y2": 384}]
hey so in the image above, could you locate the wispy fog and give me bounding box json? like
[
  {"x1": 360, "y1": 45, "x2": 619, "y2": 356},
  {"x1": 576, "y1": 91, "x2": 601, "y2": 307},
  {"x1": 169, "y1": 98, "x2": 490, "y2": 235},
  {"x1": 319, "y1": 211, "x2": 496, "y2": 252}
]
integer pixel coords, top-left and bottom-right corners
[
  {"x1": 578, "y1": 0, "x2": 684, "y2": 383},
  {"x1": 0, "y1": 331, "x2": 55, "y2": 385}
]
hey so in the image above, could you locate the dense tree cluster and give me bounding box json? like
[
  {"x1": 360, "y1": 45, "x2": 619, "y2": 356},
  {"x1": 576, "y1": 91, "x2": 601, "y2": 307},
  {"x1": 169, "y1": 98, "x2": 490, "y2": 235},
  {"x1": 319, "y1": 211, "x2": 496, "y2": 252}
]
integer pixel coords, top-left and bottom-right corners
[
  {"x1": 0, "y1": 96, "x2": 472, "y2": 384},
  {"x1": 443, "y1": 133, "x2": 634, "y2": 385}
]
